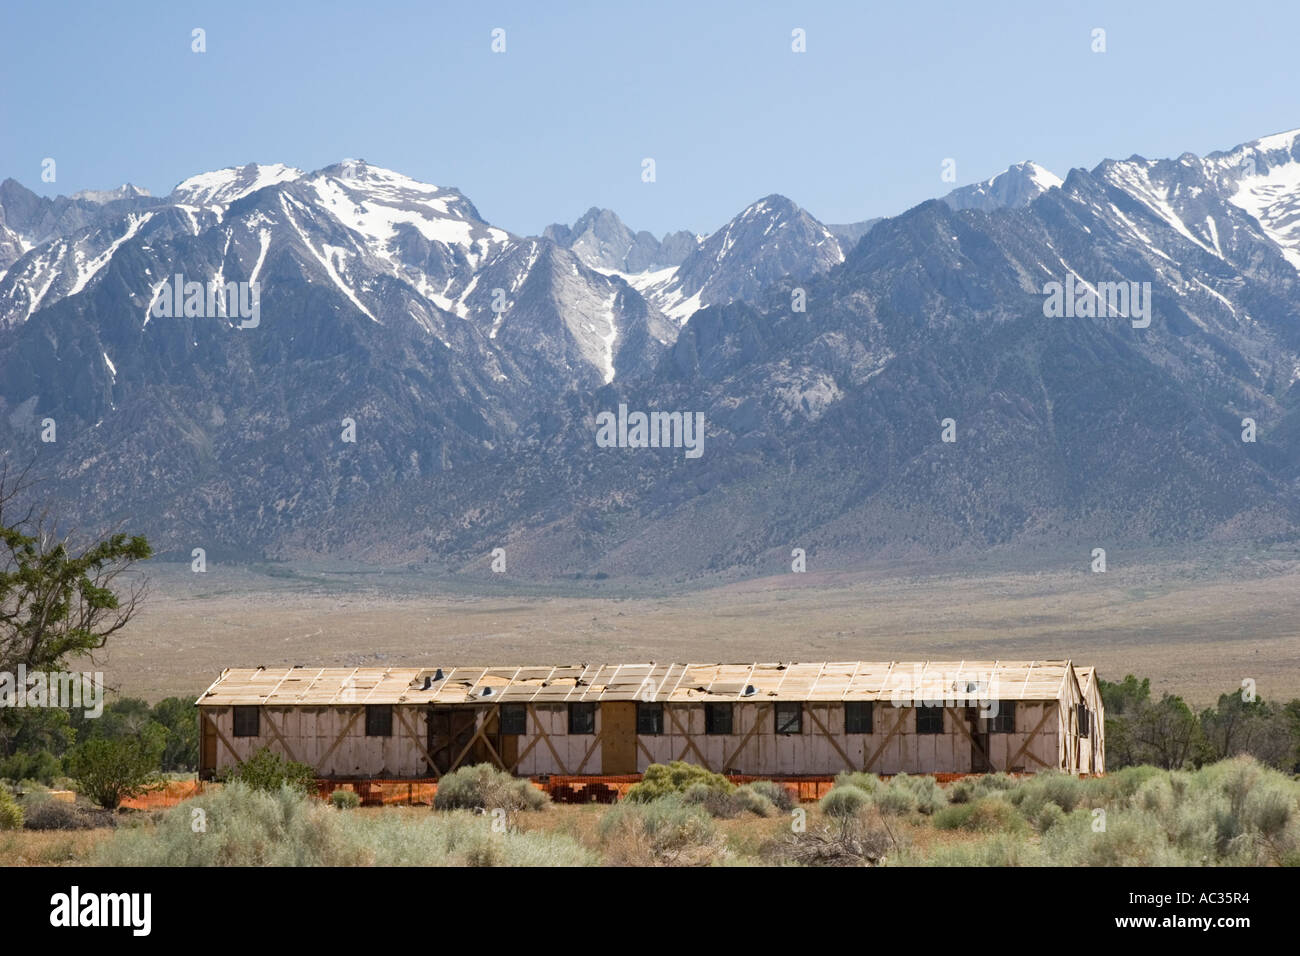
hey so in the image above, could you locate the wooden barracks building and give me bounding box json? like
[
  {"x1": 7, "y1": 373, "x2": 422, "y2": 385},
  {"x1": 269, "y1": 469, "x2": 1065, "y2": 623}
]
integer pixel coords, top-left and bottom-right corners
[{"x1": 197, "y1": 660, "x2": 1104, "y2": 782}]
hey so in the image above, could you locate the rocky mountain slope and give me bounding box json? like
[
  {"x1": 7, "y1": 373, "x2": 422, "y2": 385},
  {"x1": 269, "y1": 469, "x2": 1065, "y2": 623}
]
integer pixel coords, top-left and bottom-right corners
[{"x1": 2, "y1": 129, "x2": 1298, "y2": 577}]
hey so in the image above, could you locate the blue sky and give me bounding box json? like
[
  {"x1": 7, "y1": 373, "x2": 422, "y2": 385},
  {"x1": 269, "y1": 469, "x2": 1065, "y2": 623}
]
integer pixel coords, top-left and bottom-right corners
[{"x1": 2, "y1": 1, "x2": 1296, "y2": 237}]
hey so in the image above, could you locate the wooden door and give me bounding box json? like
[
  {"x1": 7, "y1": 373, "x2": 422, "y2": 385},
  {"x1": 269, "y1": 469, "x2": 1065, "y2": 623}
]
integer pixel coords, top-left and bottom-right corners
[
  {"x1": 601, "y1": 702, "x2": 637, "y2": 774},
  {"x1": 428, "y1": 707, "x2": 476, "y2": 775},
  {"x1": 200, "y1": 711, "x2": 218, "y2": 780}
]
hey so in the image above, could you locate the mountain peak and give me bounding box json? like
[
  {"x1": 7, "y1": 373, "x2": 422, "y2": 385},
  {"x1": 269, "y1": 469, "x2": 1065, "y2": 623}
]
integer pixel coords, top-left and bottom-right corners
[
  {"x1": 169, "y1": 163, "x2": 304, "y2": 206},
  {"x1": 942, "y1": 161, "x2": 1063, "y2": 212},
  {"x1": 544, "y1": 206, "x2": 692, "y2": 273},
  {"x1": 70, "y1": 183, "x2": 152, "y2": 204}
]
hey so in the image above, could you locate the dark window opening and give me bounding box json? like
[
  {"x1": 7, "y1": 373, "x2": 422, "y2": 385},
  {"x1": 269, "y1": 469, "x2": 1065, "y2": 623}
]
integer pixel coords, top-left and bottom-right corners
[
  {"x1": 365, "y1": 704, "x2": 393, "y2": 737},
  {"x1": 989, "y1": 701, "x2": 1015, "y2": 734},
  {"x1": 637, "y1": 702, "x2": 664, "y2": 735},
  {"x1": 916, "y1": 706, "x2": 944, "y2": 734},
  {"x1": 775, "y1": 701, "x2": 803, "y2": 735},
  {"x1": 1078, "y1": 703, "x2": 1090, "y2": 738},
  {"x1": 705, "y1": 703, "x2": 733, "y2": 735},
  {"x1": 845, "y1": 701, "x2": 873, "y2": 734},
  {"x1": 499, "y1": 704, "x2": 527, "y2": 735},
  {"x1": 568, "y1": 701, "x2": 596, "y2": 735},
  {"x1": 232, "y1": 706, "x2": 259, "y2": 737}
]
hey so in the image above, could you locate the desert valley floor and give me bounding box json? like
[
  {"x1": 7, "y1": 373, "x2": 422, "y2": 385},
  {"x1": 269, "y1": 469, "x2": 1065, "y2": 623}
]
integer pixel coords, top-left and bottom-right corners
[{"x1": 91, "y1": 545, "x2": 1300, "y2": 708}]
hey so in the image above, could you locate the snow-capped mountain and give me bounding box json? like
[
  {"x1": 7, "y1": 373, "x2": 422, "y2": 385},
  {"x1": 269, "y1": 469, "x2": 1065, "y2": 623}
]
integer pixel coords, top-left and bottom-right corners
[
  {"x1": 943, "y1": 161, "x2": 1064, "y2": 212},
  {"x1": 543, "y1": 207, "x2": 696, "y2": 273},
  {"x1": 625, "y1": 194, "x2": 845, "y2": 322},
  {"x1": 2, "y1": 128, "x2": 1300, "y2": 575}
]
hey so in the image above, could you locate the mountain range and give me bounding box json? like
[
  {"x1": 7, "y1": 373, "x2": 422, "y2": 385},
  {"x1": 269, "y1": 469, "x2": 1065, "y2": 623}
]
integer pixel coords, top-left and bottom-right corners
[{"x1": 2, "y1": 128, "x2": 1299, "y2": 578}]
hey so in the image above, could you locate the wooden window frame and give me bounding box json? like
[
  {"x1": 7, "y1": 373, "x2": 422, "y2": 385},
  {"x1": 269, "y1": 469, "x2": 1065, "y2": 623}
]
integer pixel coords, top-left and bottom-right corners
[
  {"x1": 636, "y1": 702, "x2": 664, "y2": 736},
  {"x1": 774, "y1": 701, "x2": 803, "y2": 735},
  {"x1": 365, "y1": 704, "x2": 393, "y2": 737},
  {"x1": 844, "y1": 701, "x2": 873, "y2": 734},
  {"x1": 916, "y1": 705, "x2": 944, "y2": 734},
  {"x1": 568, "y1": 701, "x2": 596, "y2": 735},
  {"x1": 989, "y1": 700, "x2": 1015, "y2": 734},
  {"x1": 232, "y1": 706, "x2": 260, "y2": 738},
  {"x1": 499, "y1": 703, "x2": 527, "y2": 735},
  {"x1": 705, "y1": 703, "x2": 733, "y2": 735}
]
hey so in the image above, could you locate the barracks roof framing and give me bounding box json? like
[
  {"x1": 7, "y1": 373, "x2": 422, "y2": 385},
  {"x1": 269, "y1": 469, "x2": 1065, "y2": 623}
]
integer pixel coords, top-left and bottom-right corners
[{"x1": 198, "y1": 660, "x2": 1084, "y2": 707}]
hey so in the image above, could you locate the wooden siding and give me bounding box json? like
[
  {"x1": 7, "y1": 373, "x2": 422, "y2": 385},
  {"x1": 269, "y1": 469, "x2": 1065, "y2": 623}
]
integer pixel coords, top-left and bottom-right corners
[{"x1": 200, "y1": 699, "x2": 1082, "y2": 779}]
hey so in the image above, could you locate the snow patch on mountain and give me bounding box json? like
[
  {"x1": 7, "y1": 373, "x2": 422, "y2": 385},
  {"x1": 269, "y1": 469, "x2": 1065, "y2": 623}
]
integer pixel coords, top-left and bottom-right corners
[{"x1": 170, "y1": 163, "x2": 303, "y2": 206}]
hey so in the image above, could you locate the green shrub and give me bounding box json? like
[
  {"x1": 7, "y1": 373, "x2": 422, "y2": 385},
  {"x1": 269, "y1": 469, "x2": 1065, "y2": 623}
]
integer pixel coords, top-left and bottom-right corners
[
  {"x1": 1033, "y1": 801, "x2": 1065, "y2": 833},
  {"x1": 741, "y1": 779, "x2": 796, "y2": 811},
  {"x1": 871, "y1": 785, "x2": 915, "y2": 816},
  {"x1": 346, "y1": 810, "x2": 595, "y2": 866},
  {"x1": 733, "y1": 785, "x2": 778, "y2": 817},
  {"x1": 1038, "y1": 772, "x2": 1084, "y2": 812},
  {"x1": 681, "y1": 782, "x2": 740, "y2": 818},
  {"x1": 832, "y1": 771, "x2": 882, "y2": 794},
  {"x1": 68, "y1": 735, "x2": 165, "y2": 809},
  {"x1": 933, "y1": 796, "x2": 1026, "y2": 834},
  {"x1": 625, "y1": 762, "x2": 734, "y2": 802},
  {"x1": 329, "y1": 789, "x2": 361, "y2": 810},
  {"x1": 96, "y1": 782, "x2": 358, "y2": 866},
  {"x1": 977, "y1": 773, "x2": 1016, "y2": 792},
  {"x1": 947, "y1": 780, "x2": 975, "y2": 804},
  {"x1": 220, "y1": 747, "x2": 317, "y2": 795},
  {"x1": 432, "y1": 764, "x2": 547, "y2": 813},
  {"x1": 96, "y1": 782, "x2": 591, "y2": 867},
  {"x1": 21, "y1": 797, "x2": 96, "y2": 831},
  {"x1": 1041, "y1": 809, "x2": 1188, "y2": 867},
  {"x1": 599, "y1": 794, "x2": 723, "y2": 865},
  {"x1": 896, "y1": 833, "x2": 1042, "y2": 867},
  {"x1": 892, "y1": 773, "x2": 947, "y2": 815},
  {"x1": 820, "y1": 784, "x2": 870, "y2": 819},
  {"x1": 0, "y1": 749, "x2": 63, "y2": 786},
  {"x1": 0, "y1": 786, "x2": 23, "y2": 831}
]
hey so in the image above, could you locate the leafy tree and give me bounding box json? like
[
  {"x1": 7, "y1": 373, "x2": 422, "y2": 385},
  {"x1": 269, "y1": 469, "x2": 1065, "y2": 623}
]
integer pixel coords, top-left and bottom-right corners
[
  {"x1": 1099, "y1": 674, "x2": 1152, "y2": 768},
  {"x1": 1198, "y1": 690, "x2": 1295, "y2": 768},
  {"x1": 68, "y1": 728, "x2": 166, "y2": 809},
  {"x1": 0, "y1": 464, "x2": 151, "y2": 676},
  {"x1": 152, "y1": 697, "x2": 200, "y2": 772},
  {"x1": 0, "y1": 465, "x2": 151, "y2": 779},
  {"x1": 0, "y1": 706, "x2": 74, "y2": 783}
]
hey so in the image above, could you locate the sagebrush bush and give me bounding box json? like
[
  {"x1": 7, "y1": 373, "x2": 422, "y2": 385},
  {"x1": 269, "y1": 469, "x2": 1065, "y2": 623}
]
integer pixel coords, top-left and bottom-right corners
[
  {"x1": 740, "y1": 780, "x2": 795, "y2": 811},
  {"x1": 891, "y1": 773, "x2": 947, "y2": 815},
  {"x1": 21, "y1": 797, "x2": 97, "y2": 831},
  {"x1": 1033, "y1": 801, "x2": 1065, "y2": 833},
  {"x1": 329, "y1": 789, "x2": 361, "y2": 810},
  {"x1": 598, "y1": 794, "x2": 723, "y2": 866},
  {"x1": 0, "y1": 786, "x2": 23, "y2": 831},
  {"x1": 733, "y1": 785, "x2": 777, "y2": 817},
  {"x1": 933, "y1": 796, "x2": 1026, "y2": 834},
  {"x1": 625, "y1": 762, "x2": 733, "y2": 803},
  {"x1": 432, "y1": 764, "x2": 547, "y2": 813},
  {"x1": 683, "y1": 782, "x2": 777, "y2": 819},
  {"x1": 820, "y1": 784, "x2": 870, "y2": 819},
  {"x1": 947, "y1": 780, "x2": 975, "y2": 804},
  {"x1": 96, "y1": 783, "x2": 360, "y2": 866},
  {"x1": 343, "y1": 810, "x2": 594, "y2": 866},
  {"x1": 896, "y1": 833, "x2": 1042, "y2": 867},
  {"x1": 832, "y1": 772, "x2": 881, "y2": 794},
  {"x1": 96, "y1": 782, "x2": 587, "y2": 866},
  {"x1": 871, "y1": 784, "x2": 916, "y2": 816}
]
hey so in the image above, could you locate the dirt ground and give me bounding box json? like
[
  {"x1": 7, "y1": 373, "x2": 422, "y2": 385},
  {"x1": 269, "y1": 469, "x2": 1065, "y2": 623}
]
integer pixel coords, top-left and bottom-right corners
[{"x1": 81, "y1": 547, "x2": 1300, "y2": 708}]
